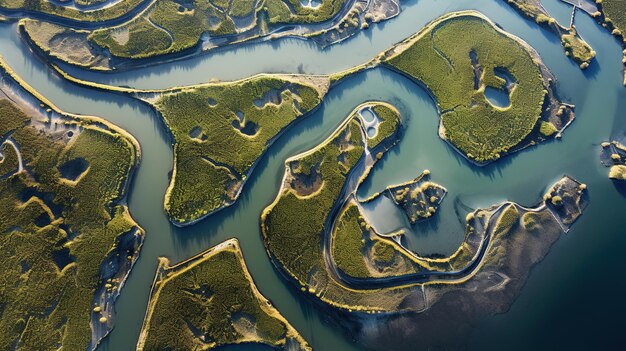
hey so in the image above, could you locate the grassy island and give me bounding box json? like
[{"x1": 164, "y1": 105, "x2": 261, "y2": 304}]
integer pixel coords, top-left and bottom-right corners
[
  {"x1": 19, "y1": 0, "x2": 400, "y2": 70},
  {"x1": 153, "y1": 74, "x2": 329, "y2": 225},
  {"x1": 383, "y1": 13, "x2": 567, "y2": 163},
  {"x1": 137, "y1": 238, "x2": 310, "y2": 351},
  {"x1": 262, "y1": 103, "x2": 588, "y2": 333},
  {"x1": 529, "y1": 0, "x2": 626, "y2": 85},
  {"x1": 0, "y1": 58, "x2": 143, "y2": 350}
]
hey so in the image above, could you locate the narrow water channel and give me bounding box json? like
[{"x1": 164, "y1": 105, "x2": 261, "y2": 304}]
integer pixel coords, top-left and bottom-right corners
[{"x1": 1, "y1": 0, "x2": 625, "y2": 349}]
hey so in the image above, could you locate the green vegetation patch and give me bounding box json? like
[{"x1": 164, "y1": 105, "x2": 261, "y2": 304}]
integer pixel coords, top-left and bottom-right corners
[
  {"x1": 137, "y1": 238, "x2": 310, "y2": 351},
  {"x1": 262, "y1": 111, "x2": 365, "y2": 284},
  {"x1": 0, "y1": 92, "x2": 143, "y2": 350},
  {"x1": 156, "y1": 75, "x2": 327, "y2": 225},
  {"x1": 539, "y1": 121, "x2": 558, "y2": 137},
  {"x1": 385, "y1": 14, "x2": 548, "y2": 163},
  {"x1": 330, "y1": 199, "x2": 456, "y2": 280},
  {"x1": 367, "y1": 103, "x2": 401, "y2": 149},
  {"x1": 331, "y1": 203, "x2": 370, "y2": 278},
  {"x1": 493, "y1": 204, "x2": 520, "y2": 238},
  {"x1": 600, "y1": 0, "x2": 626, "y2": 40},
  {"x1": 561, "y1": 27, "x2": 596, "y2": 68},
  {"x1": 521, "y1": 211, "x2": 552, "y2": 232},
  {"x1": 609, "y1": 164, "x2": 626, "y2": 179}
]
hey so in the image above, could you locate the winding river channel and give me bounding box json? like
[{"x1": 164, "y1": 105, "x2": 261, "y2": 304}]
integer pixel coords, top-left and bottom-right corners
[{"x1": 1, "y1": 0, "x2": 625, "y2": 348}]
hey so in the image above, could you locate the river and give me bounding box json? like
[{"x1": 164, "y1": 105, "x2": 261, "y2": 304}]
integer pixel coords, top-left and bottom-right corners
[{"x1": 1, "y1": 0, "x2": 625, "y2": 349}]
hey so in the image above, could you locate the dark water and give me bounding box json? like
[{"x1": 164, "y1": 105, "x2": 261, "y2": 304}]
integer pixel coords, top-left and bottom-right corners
[{"x1": 1, "y1": 0, "x2": 625, "y2": 349}]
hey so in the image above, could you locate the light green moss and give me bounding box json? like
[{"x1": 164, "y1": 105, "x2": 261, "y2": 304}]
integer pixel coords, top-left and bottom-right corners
[
  {"x1": 609, "y1": 164, "x2": 626, "y2": 180},
  {"x1": 539, "y1": 121, "x2": 558, "y2": 137}
]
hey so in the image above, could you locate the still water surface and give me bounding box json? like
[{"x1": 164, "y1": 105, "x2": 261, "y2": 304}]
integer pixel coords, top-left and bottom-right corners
[{"x1": 1, "y1": 0, "x2": 625, "y2": 349}]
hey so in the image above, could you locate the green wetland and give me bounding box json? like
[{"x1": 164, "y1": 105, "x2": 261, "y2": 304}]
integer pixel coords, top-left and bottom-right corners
[{"x1": 1, "y1": 0, "x2": 625, "y2": 349}]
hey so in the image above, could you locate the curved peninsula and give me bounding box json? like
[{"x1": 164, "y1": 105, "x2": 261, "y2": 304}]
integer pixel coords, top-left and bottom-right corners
[
  {"x1": 137, "y1": 238, "x2": 310, "y2": 351},
  {"x1": 53, "y1": 11, "x2": 572, "y2": 226},
  {"x1": 503, "y1": 0, "x2": 596, "y2": 68},
  {"x1": 18, "y1": 0, "x2": 400, "y2": 71},
  {"x1": 0, "y1": 57, "x2": 143, "y2": 350},
  {"x1": 261, "y1": 98, "x2": 588, "y2": 345}
]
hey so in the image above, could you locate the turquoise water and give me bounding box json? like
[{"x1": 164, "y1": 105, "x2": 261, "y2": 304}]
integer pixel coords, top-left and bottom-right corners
[{"x1": 1, "y1": 0, "x2": 625, "y2": 349}]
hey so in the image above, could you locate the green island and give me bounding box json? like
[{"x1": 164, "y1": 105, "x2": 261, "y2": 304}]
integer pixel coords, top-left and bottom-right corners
[
  {"x1": 154, "y1": 74, "x2": 328, "y2": 225},
  {"x1": 18, "y1": 0, "x2": 400, "y2": 70},
  {"x1": 600, "y1": 140, "x2": 626, "y2": 180},
  {"x1": 384, "y1": 172, "x2": 447, "y2": 224},
  {"x1": 503, "y1": 0, "x2": 596, "y2": 68},
  {"x1": 0, "y1": 57, "x2": 143, "y2": 350},
  {"x1": 261, "y1": 96, "x2": 588, "y2": 343},
  {"x1": 380, "y1": 12, "x2": 574, "y2": 163},
  {"x1": 136, "y1": 238, "x2": 311, "y2": 351},
  {"x1": 53, "y1": 11, "x2": 572, "y2": 226}
]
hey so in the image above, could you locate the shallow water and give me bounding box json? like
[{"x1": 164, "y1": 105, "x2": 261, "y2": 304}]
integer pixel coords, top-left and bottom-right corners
[
  {"x1": 483, "y1": 86, "x2": 510, "y2": 108},
  {"x1": 1, "y1": 0, "x2": 625, "y2": 349},
  {"x1": 542, "y1": 0, "x2": 574, "y2": 27}
]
